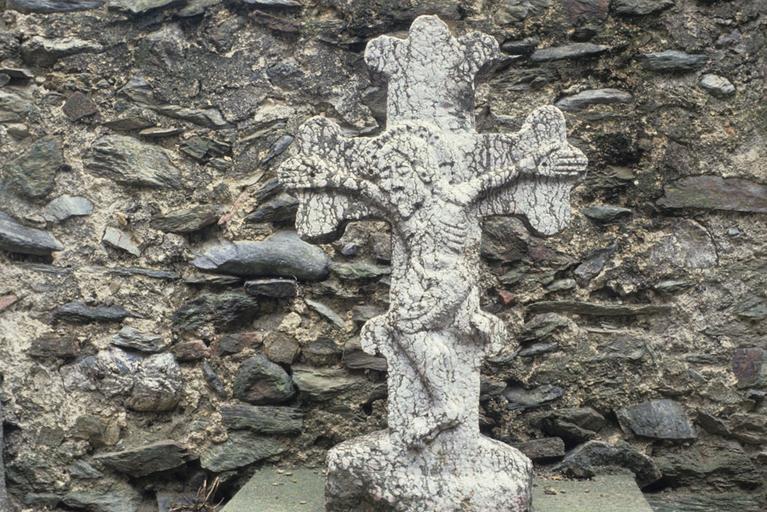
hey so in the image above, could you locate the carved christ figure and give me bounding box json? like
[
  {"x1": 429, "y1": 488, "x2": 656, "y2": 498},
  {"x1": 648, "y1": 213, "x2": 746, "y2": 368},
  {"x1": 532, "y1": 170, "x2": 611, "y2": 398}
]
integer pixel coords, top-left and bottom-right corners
[{"x1": 279, "y1": 15, "x2": 587, "y2": 512}]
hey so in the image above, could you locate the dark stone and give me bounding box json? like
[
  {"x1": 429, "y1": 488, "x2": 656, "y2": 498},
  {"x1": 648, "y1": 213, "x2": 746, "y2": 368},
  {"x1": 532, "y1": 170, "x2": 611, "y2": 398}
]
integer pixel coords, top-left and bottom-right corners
[
  {"x1": 574, "y1": 245, "x2": 615, "y2": 285},
  {"x1": 528, "y1": 301, "x2": 671, "y2": 316},
  {"x1": 85, "y1": 135, "x2": 182, "y2": 188},
  {"x1": 735, "y1": 296, "x2": 767, "y2": 321},
  {"x1": 244, "y1": 278, "x2": 298, "y2": 298},
  {"x1": 111, "y1": 326, "x2": 169, "y2": 353},
  {"x1": 171, "y1": 339, "x2": 210, "y2": 361},
  {"x1": 616, "y1": 399, "x2": 696, "y2": 440},
  {"x1": 102, "y1": 115, "x2": 154, "y2": 131},
  {"x1": 68, "y1": 460, "x2": 103, "y2": 480},
  {"x1": 519, "y1": 313, "x2": 571, "y2": 343},
  {"x1": 504, "y1": 384, "x2": 564, "y2": 411},
  {"x1": 501, "y1": 37, "x2": 539, "y2": 56},
  {"x1": 264, "y1": 332, "x2": 300, "y2": 364},
  {"x1": 93, "y1": 441, "x2": 195, "y2": 477},
  {"x1": 305, "y1": 299, "x2": 345, "y2": 329},
  {"x1": 563, "y1": 0, "x2": 609, "y2": 22},
  {"x1": 612, "y1": 0, "x2": 674, "y2": 16},
  {"x1": 343, "y1": 339, "x2": 388, "y2": 372},
  {"x1": 203, "y1": 361, "x2": 228, "y2": 397},
  {"x1": 63, "y1": 487, "x2": 141, "y2": 512},
  {"x1": 727, "y1": 413, "x2": 767, "y2": 445},
  {"x1": 648, "y1": 219, "x2": 717, "y2": 270},
  {"x1": 261, "y1": 134, "x2": 295, "y2": 165},
  {"x1": 0, "y1": 212, "x2": 64, "y2": 256},
  {"x1": 239, "y1": 0, "x2": 302, "y2": 6},
  {"x1": 152, "y1": 104, "x2": 229, "y2": 129},
  {"x1": 183, "y1": 273, "x2": 241, "y2": 286},
  {"x1": 556, "y1": 89, "x2": 632, "y2": 111},
  {"x1": 732, "y1": 348, "x2": 766, "y2": 388},
  {"x1": 43, "y1": 195, "x2": 94, "y2": 223},
  {"x1": 29, "y1": 335, "x2": 80, "y2": 359},
  {"x1": 4, "y1": 136, "x2": 64, "y2": 199},
  {"x1": 653, "y1": 441, "x2": 762, "y2": 489},
  {"x1": 531, "y1": 43, "x2": 610, "y2": 62},
  {"x1": 172, "y1": 292, "x2": 259, "y2": 332},
  {"x1": 233, "y1": 354, "x2": 295, "y2": 405},
  {"x1": 645, "y1": 493, "x2": 764, "y2": 512},
  {"x1": 107, "y1": 267, "x2": 178, "y2": 280},
  {"x1": 220, "y1": 403, "x2": 303, "y2": 435},
  {"x1": 658, "y1": 176, "x2": 767, "y2": 213},
  {"x1": 0, "y1": 67, "x2": 33, "y2": 80},
  {"x1": 201, "y1": 431, "x2": 285, "y2": 472},
  {"x1": 558, "y1": 440, "x2": 662, "y2": 488},
  {"x1": 641, "y1": 51, "x2": 707, "y2": 72},
  {"x1": 6, "y1": 0, "x2": 105, "y2": 12},
  {"x1": 21, "y1": 36, "x2": 102, "y2": 67},
  {"x1": 653, "y1": 280, "x2": 692, "y2": 294},
  {"x1": 541, "y1": 407, "x2": 607, "y2": 445},
  {"x1": 192, "y1": 231, "x2": 330, "y2": 281},
  {"x1": 244, "y1": 193, "x2": 299, "y2": 224},
  {"x1": 303, "y1": 337, "x2": 342, "y2": 366},
  {"x1": 179, "y1": 136, "x2": 231, "y2": 162},
  {"x1": 54, "y1": 302, "x2": 133, "y2": 323},
  {"x1": 515, "y1": 437, "x2": 565, "y2": 462},
  {"x1": 582, "y1": 205, "x2": 633, "y2": 222},
  {"x1": 518, "y1": 341, "x2": 558, "y2": 357},
  {"x1": 63, "y1": 92, "x2": 98, "y2": 121},
  {"x1": 150, "y1": 205, "x2": 221, "y2": 233}
]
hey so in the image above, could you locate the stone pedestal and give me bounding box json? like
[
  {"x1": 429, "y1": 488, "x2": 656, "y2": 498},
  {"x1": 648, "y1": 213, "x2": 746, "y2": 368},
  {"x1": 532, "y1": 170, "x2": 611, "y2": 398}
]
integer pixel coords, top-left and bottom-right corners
[{"x1": 220, "y1": 467, "x2": 654, "y2": 512}]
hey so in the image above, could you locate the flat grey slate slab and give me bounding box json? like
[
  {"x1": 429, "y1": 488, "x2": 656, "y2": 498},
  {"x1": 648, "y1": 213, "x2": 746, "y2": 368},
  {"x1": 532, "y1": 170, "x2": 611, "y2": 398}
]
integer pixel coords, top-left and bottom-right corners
[{"x1": 221, "y1": 467, "x2": 654, "y2": 512}]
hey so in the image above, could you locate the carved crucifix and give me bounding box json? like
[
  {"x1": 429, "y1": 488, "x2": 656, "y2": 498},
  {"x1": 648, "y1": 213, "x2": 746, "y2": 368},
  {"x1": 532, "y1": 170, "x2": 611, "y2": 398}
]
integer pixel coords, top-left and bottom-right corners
[{"x1": 279, "y1": 15, "x2": 587, "y2": 512}]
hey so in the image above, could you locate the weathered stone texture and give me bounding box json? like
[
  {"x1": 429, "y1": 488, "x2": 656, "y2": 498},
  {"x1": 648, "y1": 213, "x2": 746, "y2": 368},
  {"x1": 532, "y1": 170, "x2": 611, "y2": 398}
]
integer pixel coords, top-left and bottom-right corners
[{"x1": 0, "y1": 0, "x2": 766, "y2": 510}]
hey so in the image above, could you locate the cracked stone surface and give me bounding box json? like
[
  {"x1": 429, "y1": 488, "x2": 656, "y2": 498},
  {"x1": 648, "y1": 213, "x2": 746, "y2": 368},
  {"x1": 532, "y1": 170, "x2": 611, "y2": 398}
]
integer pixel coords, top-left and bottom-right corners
[{"x1": 278, "y1": 15, "x2": 587, "y2": 512}]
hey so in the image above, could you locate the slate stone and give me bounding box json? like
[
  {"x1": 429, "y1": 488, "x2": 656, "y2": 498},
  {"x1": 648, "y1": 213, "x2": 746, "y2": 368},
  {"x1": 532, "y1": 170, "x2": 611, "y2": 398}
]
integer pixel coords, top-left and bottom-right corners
[
  {"x1": 201, "y1": 431, "x2": 286, "y2": 472},
  {"x1": 563, "y1": 0, "x2": 609, "y2": 22},
  {"x1": 501, "y1": 37, "x2": 539, "y2": 56},
  {"x1": 102, "y1": 116, "x2": 154, "y2": 131},
  {"x1": 531, "y1": 43, "x2": 610, "y2": 62},
  {"x1": 63, "y1": 92, "x2": 98, "y2": 121},
  {"x1": 558, "y1": 440, "x2": 662, "y2": 488},
  {"x1": 108, "y1": 0, "x2": 181, "y2": 15},
  {"x1": 54, "y1": 302, "x2": 133, "y2": 323},
  {"x1": 0, "y1": 90, "x2": 37, "y2": 124},
  {"x1": 192, "y1": 231, "x2": 330, "y2": 281},
  {"x1": 727, "y1": 412, "x2": 767, "y2": 445},
  {"x1": 6, "y1": 0, "x2": 105, "y2": 12},
  {"x1": 303, "y1": 337, "x2": 342, "y2": 366},
  {"x1": 233, "y1": 354, "x2": 295, "y2": 405},
  {"x1": 582, "y1": 204, "x2": 632, "y2": 222},
  {"x1": 244, "y1": 193, "x2": 299, "y2": 224},
  {"x1": 658, "y1": 176, "x2": 767, "y2": 213},
  {"x1": 102, "y1": 226, "x2": 141, "y2": 256},
  {"x1": 263, "y1": 333, "x2": 300, "y2": 364},
  {"x1": 43, "y1": 195, "x2": 94, "y2": 222},
  {"x1": 574, "y1": 245, "x2": 615, "y2": 285},
  {"x1": 111, "y1": 326, "x2": 169, "y2": 353},
  {"x1": 0, "y1": 67, "x2": 34, "y2": 80},
  {"x1": 68, "y1": 460, "x2": 103, "y2": 479},
  {"x1": 152, "y1": 104, "x2": 228, "y2": 128},
  {"x1": 555, "y1": 89, "x2": 632, "y2": 111},
  {"x1": 244, "y1": 278, "x2": 298, "y2": 298},
  {"x1": 292, "y1": 365, "x2": 369, "y2": 401},
  {"x1": 305, "y1": 298, "x2": 345, "y2": 329},
  {"x1": 171, "y1": 339, "x2": 210, "y2": 361},
  {"x1": 653, "y1": 441, "x2": 761, "y2": 489},
  {"x1": 699, "y1": 74, "x2": 736, "y2": 98},
  {"x1": 93, "y1": 441, "x2": 195, "y2": 477},
  {"x1": 641, "y1": 50, "x2": 707, "y2": 72},
  {"x1": 172, "y1": 292, "x2": 259, "y2": 332},
  {"x1": 731, "y1": 347, "x2": 766, "y2": 388},
  {"x1": 240, "y1": 0, "x2": 302, "y2": 6},
  {"x1": 504, "y1": 384, "x2": 564, "y2": 411},
  {"x1": 126, "y1": 353, "x2": 183, "y2": 412},
  {"x1": 85, "y1": 135, "x2": 181, "y2": 188},
  {"x1": 528, "y1": 301, "x2": 670, "y2": 316},
  {"x1": 150, "y1": 205, "x2": 221, "y2": 233},
  {"x1": 734, "y1": 296, "x2": 767, "y2": 320},
  {"x1": 202, "y1": 361, "x2": 227, "y2": 397},
  {"x1": 343, "y1": 347, "x2": 388, "y2": 372},
  {"x1": 519, "y1": 313, "x2": 571, "y2": 343},
  {"x1": 21, "y1": 36, "x2": 103, "y2": 67},
  {"x1": 179, "y1": 135, "x2": 230, "y2": 161},
  {"x1": 139, "y1": 126, "x2": 183, "y2": 137},
  {"x1": 541, "y1": 407, "x2": 607, "y2": 445},
  {"x1": 63, "y1": 488, "x2": 141, "y2": 512},
  {"x1": 617, "y1": 399, "x2": 696, "y2": 440},
  {"x1": 0, "y1": 212, "x2": 63, "y2": 255},
  {"x1": 645, "y1": 493, "x2": 764, "y2": 512},
  {"x1": 518, "y1": 341, "x2": 558, "y2": 357},
  {"x1": 611, "y1": 0, "x2": 674, "y2": 16},
  {"x1": 331, "y1": 261, "x2": 392, "y2": 280},
  {"x1": 220, "y1": 403, "x2": 303, "y2": 435},
  {"x1": 5, "y1": 136, "x2": 64, "y2": 199},
  {"x1": 28, "y1": 335, "x2": 80, "y2": 359},
  {"x1": 648, "y1": 219, "x2": 717, "y2": 270},
  {"x1": 515, "y1": 437, "x2": 565, "y2": 462}
]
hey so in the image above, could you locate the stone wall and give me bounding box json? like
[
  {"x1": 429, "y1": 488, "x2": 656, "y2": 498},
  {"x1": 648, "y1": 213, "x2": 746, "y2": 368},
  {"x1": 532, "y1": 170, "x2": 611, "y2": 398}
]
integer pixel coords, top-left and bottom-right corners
[{"x1": 0, "y1": 0, "x2": 765, "y2": 510}]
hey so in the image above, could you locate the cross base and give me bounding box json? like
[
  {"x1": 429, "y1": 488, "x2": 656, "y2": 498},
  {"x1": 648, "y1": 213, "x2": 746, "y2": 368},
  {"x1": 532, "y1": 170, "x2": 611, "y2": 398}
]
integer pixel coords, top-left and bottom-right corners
[{"x1": 326, "y1": 430, "x2": 533, "y2": 512}]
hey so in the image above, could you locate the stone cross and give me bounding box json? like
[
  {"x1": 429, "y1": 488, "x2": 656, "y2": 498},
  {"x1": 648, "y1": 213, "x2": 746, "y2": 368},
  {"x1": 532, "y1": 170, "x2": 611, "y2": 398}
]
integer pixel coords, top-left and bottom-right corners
[{"x1": 279, "y1": 15, "x2": 587, "y2": 512}]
